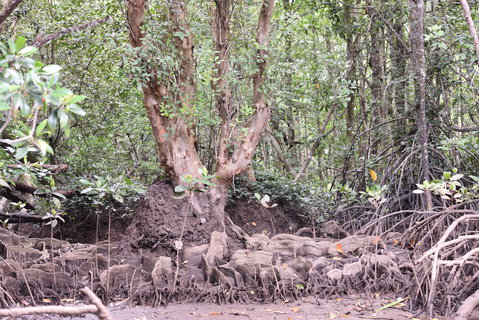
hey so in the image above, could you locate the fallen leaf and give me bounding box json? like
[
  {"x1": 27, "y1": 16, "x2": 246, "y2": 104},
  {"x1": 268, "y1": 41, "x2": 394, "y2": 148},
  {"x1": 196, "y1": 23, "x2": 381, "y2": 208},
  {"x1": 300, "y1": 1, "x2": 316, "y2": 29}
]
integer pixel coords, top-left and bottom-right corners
[
  {"x1": 375, "y1": 297, "x2": 407, "y2": 311},
  {"x1": 251, "y1": 221, "x2": 257, "y2": 227},
  {"x1": 369, "y1": 169, "x2": 378, "y2": 181},
  {"x1": 291, "y1": 307, "x2": 300, "y2": 312},
  {"x1": 42, "y1": 298, "x2": 51, "y2": 303},
  {"x1": 336, "y1": 243, "x2": 344, "y2": 254},
  {"x1": 372, "y1": 236, "x2": 382, "y2": 245}
]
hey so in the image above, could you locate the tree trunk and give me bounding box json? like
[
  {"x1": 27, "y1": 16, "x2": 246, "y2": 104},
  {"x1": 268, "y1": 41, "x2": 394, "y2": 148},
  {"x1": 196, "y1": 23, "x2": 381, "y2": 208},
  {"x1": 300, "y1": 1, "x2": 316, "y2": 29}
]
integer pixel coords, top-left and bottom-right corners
[
  {"x1": 125, "y1": 0, "x2": 276, "y2": 239},
  {"x1": 409, "y1": 0, "x2": 432, "y2": 209}
]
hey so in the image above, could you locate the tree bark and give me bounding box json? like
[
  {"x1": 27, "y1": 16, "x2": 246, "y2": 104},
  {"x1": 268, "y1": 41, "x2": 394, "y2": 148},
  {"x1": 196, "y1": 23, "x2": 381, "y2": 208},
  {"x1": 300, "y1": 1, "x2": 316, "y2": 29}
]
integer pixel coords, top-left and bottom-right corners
[
  {"x1": 409, "y1": 0, "x2": 432, "y2": 206},
  {"x1": 32, "y1": 16, "x2": 111, "y2": 47},
  {"x1": 125, "y1": 0, "x2": 276, "y2": 233},
  {"x1": 459, "y1": 0, "x2": 479, "y2": 64},
  {"x1": 0, "y1": 0, "x2": 22, "y2": 25}
]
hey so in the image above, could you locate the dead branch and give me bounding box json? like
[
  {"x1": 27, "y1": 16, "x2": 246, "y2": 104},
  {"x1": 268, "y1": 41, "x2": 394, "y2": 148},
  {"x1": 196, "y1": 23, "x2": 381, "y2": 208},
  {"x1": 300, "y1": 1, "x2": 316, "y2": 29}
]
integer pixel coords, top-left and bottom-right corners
[
  {"x1": 454, "y1": 289, "x2": 479, "y2": 320},
  {"x1": 0, "y1": 287, "x2": 112, "y2": 320},
  {"x1": 0, "y1": 212, "x2": 44, "y2": 223},
  {"x1": 32, "y1": 16, "x2": 111, "y2": 47}
]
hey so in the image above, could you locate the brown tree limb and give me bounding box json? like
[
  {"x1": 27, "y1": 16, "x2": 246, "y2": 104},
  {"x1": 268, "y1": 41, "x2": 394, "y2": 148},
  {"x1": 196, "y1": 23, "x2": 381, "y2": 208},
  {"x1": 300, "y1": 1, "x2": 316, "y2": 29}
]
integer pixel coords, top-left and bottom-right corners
[
  {"x1": 0, "y1": 0, "x2": 23, "y2": 25},
  {"x1": 266, "y1": 129, "x2": 294, "y2": 173},
  {"x1": 459, "y1": 0, "x2": 479, "y2": 64},
  {"x1": 451, "y1": 124, "x2": 479, "y2": 132},
  {"x1": 11, "y1": 180, "x2": 78, "y2": 198},
  {"x1": 217, "y1": 0, "x2": 276, "y2": 178},
  {"x1": 32, "y1": 16, "x2": 111, "y2": 47},
  {"x1": 7, "y1": 163, "x2": 69, "y2": 174}
]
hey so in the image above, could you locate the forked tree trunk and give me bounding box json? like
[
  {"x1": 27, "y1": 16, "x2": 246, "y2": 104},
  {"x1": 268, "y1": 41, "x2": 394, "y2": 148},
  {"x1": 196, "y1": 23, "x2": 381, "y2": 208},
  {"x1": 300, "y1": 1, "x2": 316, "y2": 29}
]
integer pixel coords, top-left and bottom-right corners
[{"x1": 125, "y1": 0, "x2": 275, "y2": 236}]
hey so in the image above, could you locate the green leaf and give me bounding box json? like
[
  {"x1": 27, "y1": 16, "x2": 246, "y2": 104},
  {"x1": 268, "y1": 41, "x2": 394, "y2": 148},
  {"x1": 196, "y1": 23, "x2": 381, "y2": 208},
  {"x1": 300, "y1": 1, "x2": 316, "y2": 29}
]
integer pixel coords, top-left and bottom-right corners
[
  {"x1": 112, "y1": 193, "x2": 124, "y2": 203},
  {"x1": 7, "y1": 39, "x2": 16, "y2": 53},
  {"x1": 174, "y1": 185, "x2": 189, "y2": 193},
  {"x1": 48, "y1": 111, "x2": 58, "y2": 129},
  {"x1": 67, "y1": 95, "x2": 86, "y2": 104},
  {"x1": 52, "y1": 88, "x2": 72, "y2": 98},
  {"x1": 68, "y1": 104, "x2": 86, "y2": 116},
  {"x1": 81, "y1": 187, "x2": 93, "y2": 194},
  {"x1": 18, "y1": 46, "x2": 38, "y2": 56},
  {"x1": 58, "y1": 109, "x2": 68, "y2": 128},
  {"x1": 0, "y1": 101, "x2": 9, "y2": 111},
  {"x1": 15, "y1": 147, "x2": 29, "y2": 160},
  {"x1": 52, "y1": 197, "x2": 61, "y2": 209},
  {"x1": 79, "y1": 178, "x2": 91, "y2": 185},
  {"x1": 470, "y1": 175, "x2": 479, "y2": 183},
  {"x1": 450, "y1": 174, "x2": 464, "y2": 181},
  {"x1": 35, "y1": 119, "x2": 48, "y2": 137},
  {"x1": 172, "y1": 191, "x2": 187, "y2": 199},
  {"x1": 36, "y1": 139, "x2": 52, "y2": 156},
  {"x1": 52, "y1": 192, "x2": 67, "y2": 200},
  {"x1": 15, "y1": 37, "x2": 26, "y2": 51},
  {"x1": 42, "y1": 65, "x2": 62, "y2": 75}
]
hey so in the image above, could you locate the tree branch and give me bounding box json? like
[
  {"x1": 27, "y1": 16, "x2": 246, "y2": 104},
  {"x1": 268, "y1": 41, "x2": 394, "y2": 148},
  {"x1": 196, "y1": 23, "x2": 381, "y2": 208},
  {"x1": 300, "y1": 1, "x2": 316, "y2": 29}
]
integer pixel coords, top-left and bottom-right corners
[
  {"x1": 459, "y1": 0, "x2": 479, "y2": 64},
  {"x1": 32, "y1": 16, "x2": 111, "y2": 47},
  {"x1": 0, "y1": 0, "x2": 23, "y2": 25},
  {"x1": 451, "y1": 124, "x2": 479, "y2": 132}
]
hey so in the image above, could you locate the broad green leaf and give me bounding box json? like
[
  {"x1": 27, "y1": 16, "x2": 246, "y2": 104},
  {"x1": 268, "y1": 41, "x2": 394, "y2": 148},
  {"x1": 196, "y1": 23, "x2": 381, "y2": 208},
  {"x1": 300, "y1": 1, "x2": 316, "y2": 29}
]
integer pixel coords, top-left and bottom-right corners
[
  {"x1": 18, "y1": 46, "x2": 38, "y2": 56},
  {"x1": 15, "y1": 147, "x2": 29, "y2": 160},
  {"x1": 15, "y1": 37, "x2": 26, "y2": 51},
  {"x1": 67, "y1": 95, "x2": 86, "y2": 104},
  {"x1": 42, "y1": 65, "x2": 62, "y2": 75},
  {"x1": 35, "y1": 119, "x2": 48, "y2": 137},
  {"x1": 112, "y1": 193, "x2": 124, "y2": 203},
  {"x1": 48, "y1": 111, "x2": 58, "y2": 129},
  {"x1": 58, "y1": 109, "x2": 68, "y2": 128},
  {"x1": 7, "y1": 39, "x2": 16, "y2": 53},
  {"x1": 52, "y1": 193, "x2": 67, "y2": 201},
  {"x1": 52, "y1": 197, "x2": 61, "y2": 209},
  {"x1": 174, "y1": 184, "x2": 189, "y2": 193},
  {"x1": 68, "y1": 104, "x2": 86, "y2": 116},
  {"x1": 81, "y1": 187, "x2": 93, "y2": 194},
  {"x1": 172, "y1": 191, "x2": 187, "y2": 199},
  {"x1": 450, "y1": 174, "x2": 464, "y2": 181},
  {"x1": 36, "y1": 139, "x2": 51, "y2": 156},
  {"x1": 52, "y1": 88, "x2": 72, "y2": 98}
]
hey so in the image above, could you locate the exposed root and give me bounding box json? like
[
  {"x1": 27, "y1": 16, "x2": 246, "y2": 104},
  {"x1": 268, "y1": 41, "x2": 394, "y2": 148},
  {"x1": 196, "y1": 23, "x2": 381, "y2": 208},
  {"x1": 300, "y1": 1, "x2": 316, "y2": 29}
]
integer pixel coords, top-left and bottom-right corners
[{"x1": 0, "y1": 287, "x2": 112, "y2": 320}]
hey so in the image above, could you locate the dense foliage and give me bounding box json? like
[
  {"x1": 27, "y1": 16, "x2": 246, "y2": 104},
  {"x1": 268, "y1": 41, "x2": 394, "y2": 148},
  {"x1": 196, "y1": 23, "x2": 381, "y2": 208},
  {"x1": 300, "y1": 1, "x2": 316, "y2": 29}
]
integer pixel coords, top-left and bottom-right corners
[{"x1": 1, "y1": 0, "x2": 479, "y2": 215}]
